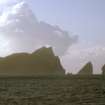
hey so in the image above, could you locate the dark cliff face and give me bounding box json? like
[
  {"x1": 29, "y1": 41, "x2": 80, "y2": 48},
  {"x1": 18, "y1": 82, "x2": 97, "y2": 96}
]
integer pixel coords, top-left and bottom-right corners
[
  {"x1": 77, "y1": 62, "x2": 93, "y2": 75},
  {"x1": 0, "y1": 47, "x2": 65, "y2": 76},
  {"x1": 102, "y1": 64, "x2": 105, "y2": 75}
]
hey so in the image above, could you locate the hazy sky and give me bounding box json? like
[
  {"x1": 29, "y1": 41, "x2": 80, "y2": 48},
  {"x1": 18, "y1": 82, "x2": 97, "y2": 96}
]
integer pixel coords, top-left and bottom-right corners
[
  {"x1": 28, "y1": 0, "x2": 105, "y2": 43},
  {"x1": 0, "y1": 0, "x2": 105, "y2": 74}
]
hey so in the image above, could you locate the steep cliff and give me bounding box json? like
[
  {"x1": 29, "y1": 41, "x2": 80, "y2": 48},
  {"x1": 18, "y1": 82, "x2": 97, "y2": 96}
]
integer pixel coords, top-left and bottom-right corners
[
  {"x1": 0, "y1": 47, "x2": 65, "y2": 76},
  {"x1": 78, "y1": 62, "x2": 93, "y2": 75}
]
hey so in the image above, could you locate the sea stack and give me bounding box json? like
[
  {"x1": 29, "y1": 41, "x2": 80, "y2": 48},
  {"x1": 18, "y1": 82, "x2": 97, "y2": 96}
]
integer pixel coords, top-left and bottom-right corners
[{"x1": 78, "y1": 62, "x2": 93, "y2": 75}]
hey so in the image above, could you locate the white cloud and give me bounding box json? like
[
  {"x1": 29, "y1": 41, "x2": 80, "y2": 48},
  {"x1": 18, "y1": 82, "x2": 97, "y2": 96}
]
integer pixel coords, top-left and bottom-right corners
[{"x1": 0, "y1": 1, "x2": 78, "y2": 56}]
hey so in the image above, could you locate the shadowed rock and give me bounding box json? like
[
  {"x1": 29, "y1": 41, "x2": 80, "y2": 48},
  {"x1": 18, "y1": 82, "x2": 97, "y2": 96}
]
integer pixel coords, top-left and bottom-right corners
[
  {"x1": 101, "y1": 64, "x2": 105, "y2": 75},
  {"x1": 0, "y1": 47, "x2": 65, "y2": 76},
  {"x1": 77, "y1": 62, "x2": 93, "y2": 75}
]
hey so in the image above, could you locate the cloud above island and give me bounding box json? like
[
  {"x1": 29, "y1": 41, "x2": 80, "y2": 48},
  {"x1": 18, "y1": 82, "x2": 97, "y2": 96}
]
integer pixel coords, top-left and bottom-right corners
[{"x1": 0, "y1": 0, "x2": 78, "y2": 56}]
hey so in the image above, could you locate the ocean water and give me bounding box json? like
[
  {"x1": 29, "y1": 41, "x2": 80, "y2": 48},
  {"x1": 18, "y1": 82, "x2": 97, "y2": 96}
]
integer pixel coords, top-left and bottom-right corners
[{"x1": 0, "y1": 75, "x2": 104, "y2": 105}]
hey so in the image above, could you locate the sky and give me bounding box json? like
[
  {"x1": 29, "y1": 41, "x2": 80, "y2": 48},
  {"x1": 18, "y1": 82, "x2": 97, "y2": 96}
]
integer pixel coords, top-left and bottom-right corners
[
  {"x1": 0, "y1": 0, "x2": 105, "y2": 74},
  {"x1": 29, "y1": 0, "x2": 105, "y2": 43}
]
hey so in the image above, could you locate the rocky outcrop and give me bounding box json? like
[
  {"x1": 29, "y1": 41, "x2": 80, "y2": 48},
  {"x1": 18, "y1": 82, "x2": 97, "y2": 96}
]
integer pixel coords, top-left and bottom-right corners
[
  {"x1": 0, "y1": 47, "x2": 65, "y2": 76},
  {"x1": 77, "y1": 62, "x2": 93, "y2": 75},
  {"x1": 101, "y1": 64, "x2": 105, "y2": 75}
]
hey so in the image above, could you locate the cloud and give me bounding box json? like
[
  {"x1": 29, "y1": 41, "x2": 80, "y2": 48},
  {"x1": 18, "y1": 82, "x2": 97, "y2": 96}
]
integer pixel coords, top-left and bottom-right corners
[{"x1": 0, "y1": 1, "x2": 78, "y2": 56}]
